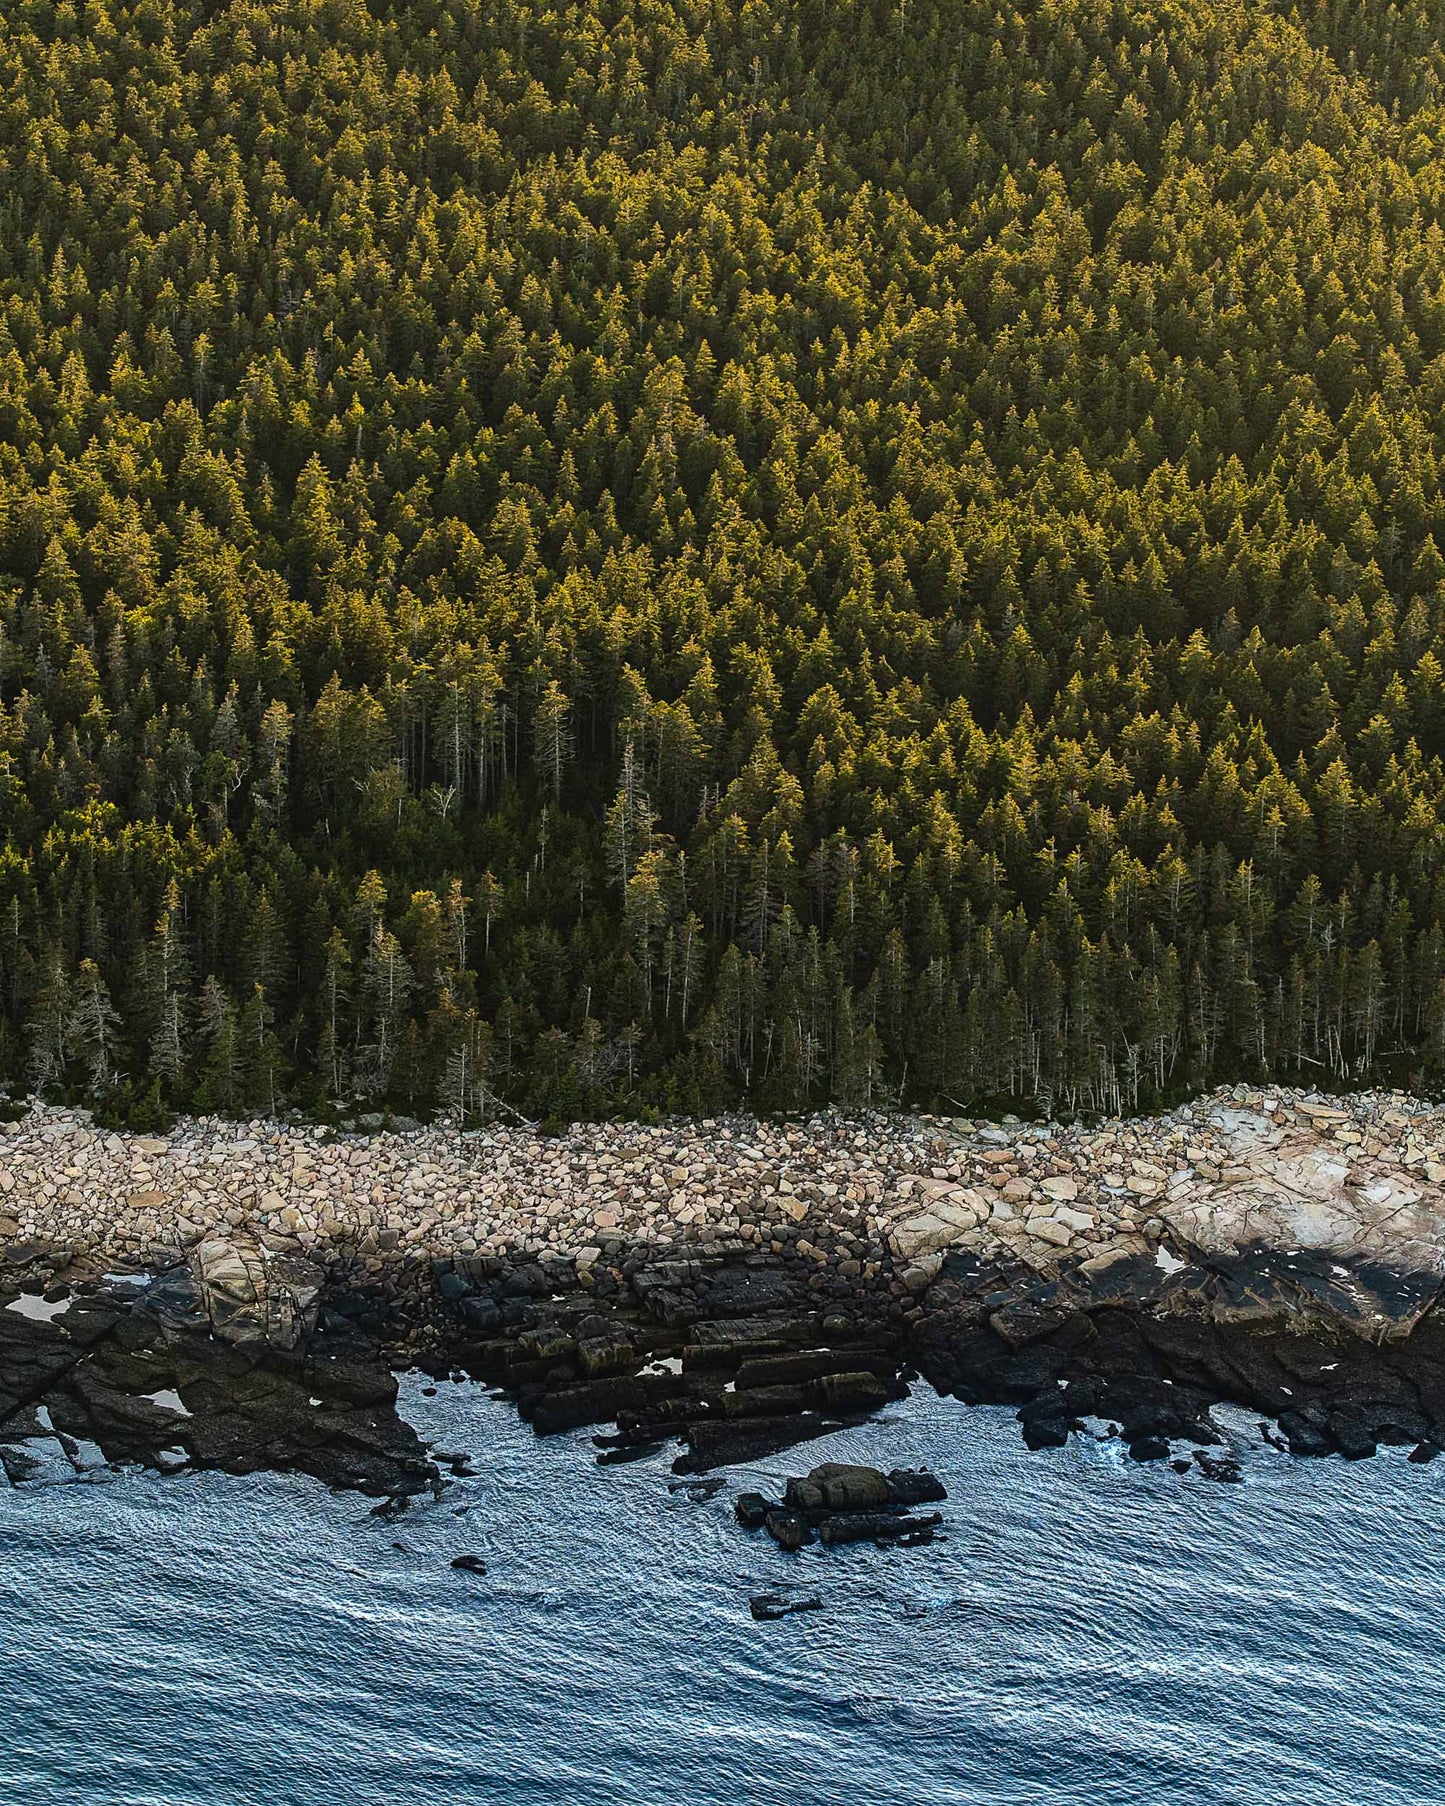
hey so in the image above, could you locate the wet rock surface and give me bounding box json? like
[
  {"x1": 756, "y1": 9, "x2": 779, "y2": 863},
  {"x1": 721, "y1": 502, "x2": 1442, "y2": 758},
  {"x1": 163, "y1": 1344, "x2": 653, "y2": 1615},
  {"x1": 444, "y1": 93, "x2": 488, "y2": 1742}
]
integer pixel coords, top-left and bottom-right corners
[
  {"x1": 733, "y1": 1463, "x2": 949, "y2": 1552},
  {"x1": 748, "y1": 1590, "x2": 823, "y2": 1622},
  {"x1": 909, "y1": 1239, "x2": 1445, "y2": 1461},
  {"x1": 8, "y1": 1223, "x2": 1445, "y2": 1497},
  {"x1": 414, "y1": 1226, "x2": 1445, "y2": 1473}
]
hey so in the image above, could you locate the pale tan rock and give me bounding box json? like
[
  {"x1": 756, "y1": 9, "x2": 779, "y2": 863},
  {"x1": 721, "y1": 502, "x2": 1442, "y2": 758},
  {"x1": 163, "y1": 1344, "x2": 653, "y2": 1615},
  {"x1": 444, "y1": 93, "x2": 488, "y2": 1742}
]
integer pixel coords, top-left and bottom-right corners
[
  {"x1": 192, "y1": 1237, "x2": 321, "y2": 1350},
  {"x1": 1052, "y1": 1206, "x2": 1096, "y2": 1234}
]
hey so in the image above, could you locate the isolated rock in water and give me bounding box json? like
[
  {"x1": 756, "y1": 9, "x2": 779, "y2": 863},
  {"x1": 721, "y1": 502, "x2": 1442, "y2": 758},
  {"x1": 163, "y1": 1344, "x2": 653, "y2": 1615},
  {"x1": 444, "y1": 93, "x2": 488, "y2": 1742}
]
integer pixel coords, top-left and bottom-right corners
[
  {"x1": 193, "y1": 1238, "x2": 322, "y2": 1350},
  {"x1": 749, "y1": 1591, "x2": 823, "y2": 1622},
  {"x1": 886, "y1": 1468, "x2": 948, "y2": 1505},
  {"x1": 810, "y1": 1462, "x2": 892, "y2": 1511},
  {"x1": 596, "y1": 1440, "x2": 664, "y2": 1466},
  {"x1": 450, "y1": 1554, "x2": 488, "y2": 1574},
  {"x1": 783, "y1": 1475, "x2": 825, "y2": 1513},
  {"x1": 784, "y1": 1462, "x2": 947, "y2": 1515},
  {"x1": 818, "y1": 1510, "x2": 943, "y2": 1546},
  {"x1": 753, "y1": 1463, "x2": 951, "y2": 1552}
]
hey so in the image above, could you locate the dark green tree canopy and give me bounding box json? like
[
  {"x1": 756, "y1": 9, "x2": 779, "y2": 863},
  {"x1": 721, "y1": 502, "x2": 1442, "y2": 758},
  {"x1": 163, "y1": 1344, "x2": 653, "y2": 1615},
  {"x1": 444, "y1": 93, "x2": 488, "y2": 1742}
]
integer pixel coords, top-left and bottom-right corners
[{"x1": 2, "y1": 0, "x2": 1445, "y2": 1121}]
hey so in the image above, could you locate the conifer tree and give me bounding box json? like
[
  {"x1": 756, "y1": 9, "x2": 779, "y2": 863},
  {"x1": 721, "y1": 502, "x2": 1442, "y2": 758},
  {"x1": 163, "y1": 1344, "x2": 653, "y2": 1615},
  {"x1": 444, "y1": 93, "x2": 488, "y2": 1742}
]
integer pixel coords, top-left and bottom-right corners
[{"x1": 69, "y1": 959, "x2": 120, "y2": 1097}]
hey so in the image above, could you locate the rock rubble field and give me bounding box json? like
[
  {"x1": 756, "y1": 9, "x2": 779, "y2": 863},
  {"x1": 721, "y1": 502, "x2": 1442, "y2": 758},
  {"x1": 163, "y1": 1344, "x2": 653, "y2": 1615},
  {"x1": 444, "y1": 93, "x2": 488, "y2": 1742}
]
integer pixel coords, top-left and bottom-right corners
[{"x1": 2, "y1": 1085, "x2": 1444, "y2": 1324}]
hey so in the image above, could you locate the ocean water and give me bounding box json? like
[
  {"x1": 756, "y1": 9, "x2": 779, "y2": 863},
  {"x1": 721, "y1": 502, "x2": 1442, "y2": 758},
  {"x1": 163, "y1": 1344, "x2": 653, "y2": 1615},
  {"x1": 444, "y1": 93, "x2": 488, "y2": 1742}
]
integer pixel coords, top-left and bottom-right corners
[{"x1": 2, "y1": 1380, "x2": 1442, "y2": 1806}]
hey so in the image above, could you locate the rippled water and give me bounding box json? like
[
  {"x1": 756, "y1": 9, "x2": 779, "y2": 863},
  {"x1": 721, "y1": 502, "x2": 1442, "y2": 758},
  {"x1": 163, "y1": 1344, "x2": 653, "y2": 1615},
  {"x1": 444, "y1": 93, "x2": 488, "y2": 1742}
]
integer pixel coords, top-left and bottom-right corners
[{"x1": 3, "y1": 1380, "x2": 1443, "y2": 1805}]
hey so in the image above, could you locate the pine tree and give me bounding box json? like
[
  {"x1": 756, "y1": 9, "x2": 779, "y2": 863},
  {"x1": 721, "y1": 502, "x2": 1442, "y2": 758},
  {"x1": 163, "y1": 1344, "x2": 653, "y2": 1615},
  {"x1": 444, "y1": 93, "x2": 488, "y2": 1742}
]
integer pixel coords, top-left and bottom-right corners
[
  {"x1": 533, "y1": 679, "x2": 574, "y2": 800},
  {"x1": 358, "y1": 926, "x2": 413, "y2": 1096},
  {"x1": 240, "y1": 986, "x2": 286, "y2": 1117},
  {"x1": 27, "y1": 948, "x2": 73, "y2": 1093},
  {"x1": 318, "y1": 930, "x2": 352, "y2": 1100},
  {"x1": 197, "y1": 975, "x2": 240, "y2": 1112},
  {"x1": 439, "y1": 998, "x2": 492, "y2": 1125},
  {"x1": 475, "y1": 872, "x2": 504, "y2": 959},
  {"x1": 138, "y1": 881, "x2": 189, "y2": 1091},
  {"x1": 69, "y1": 959, "x2": 120, "y2": 1096}
]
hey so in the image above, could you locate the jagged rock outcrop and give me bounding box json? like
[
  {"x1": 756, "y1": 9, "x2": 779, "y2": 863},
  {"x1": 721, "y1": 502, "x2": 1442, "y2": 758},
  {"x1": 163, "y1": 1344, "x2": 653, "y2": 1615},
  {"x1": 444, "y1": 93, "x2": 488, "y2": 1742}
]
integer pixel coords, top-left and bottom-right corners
[{"x1": 6, "y1": 1084, "x2": 1445, "y2": 1494}]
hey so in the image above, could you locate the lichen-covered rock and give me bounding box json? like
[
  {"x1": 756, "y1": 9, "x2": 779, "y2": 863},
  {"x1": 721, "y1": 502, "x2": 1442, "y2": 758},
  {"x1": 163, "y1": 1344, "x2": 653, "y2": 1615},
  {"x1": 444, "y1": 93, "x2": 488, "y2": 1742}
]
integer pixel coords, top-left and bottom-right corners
[{"x1": 805, "y1": 1462, "x2": 892, "y2": 1511}]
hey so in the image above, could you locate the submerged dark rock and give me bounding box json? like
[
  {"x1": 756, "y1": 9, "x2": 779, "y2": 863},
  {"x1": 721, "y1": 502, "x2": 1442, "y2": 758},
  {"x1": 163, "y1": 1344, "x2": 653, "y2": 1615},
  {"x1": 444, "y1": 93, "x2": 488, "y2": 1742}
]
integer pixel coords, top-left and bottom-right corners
[
  {"x1": 595, "y1": 1440, "x2": 664, "y2": 1466},
  {"x1": 818, "y1": 1510, "x2": 943, "y2": 1546},
  {"x1": 675, "y1": 1413, "x2": 846, "y2": 1473},
  {"x1": 885, "y1": 1468, "x2": 948, "y2": 1505},
  {"x1": 669, "y1": 1475, "x2": 726, "y2": 1501},
  {"x1": 749, "y1": 1592, "x2": 823, "y2": 1622},
  {"x1": 764, "y1": 1508, "x2": 813, "y2": 1552},
  {"x1": 733, "y1": 1490, "x2": 771, "y2": 1529}
]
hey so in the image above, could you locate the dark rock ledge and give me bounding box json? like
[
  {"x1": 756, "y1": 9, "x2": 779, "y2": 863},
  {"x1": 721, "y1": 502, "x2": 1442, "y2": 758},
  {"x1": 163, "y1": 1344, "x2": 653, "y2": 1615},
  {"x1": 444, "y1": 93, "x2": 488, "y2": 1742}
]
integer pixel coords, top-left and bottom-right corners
[
  {"x1": 0, "y1": 1242, "x2": 436, "y2": 1496},
  {"x1": 4, "y1": 1215, "x2": 1445, "y2": 1498},
  {"x1": 420, "y1": 1233, "x2": 1445, "y2": 1470}
]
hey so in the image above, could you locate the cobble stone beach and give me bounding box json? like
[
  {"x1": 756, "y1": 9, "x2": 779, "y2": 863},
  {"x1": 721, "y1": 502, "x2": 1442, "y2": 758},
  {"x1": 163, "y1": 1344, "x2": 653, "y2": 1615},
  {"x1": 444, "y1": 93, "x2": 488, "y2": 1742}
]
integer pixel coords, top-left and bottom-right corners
[
  {"x1": 3, "y1": 1086, "x2": 1445, "y2": 1310},
  {"x1": 8, "y1": 1076, "x2": 1445, "y2": 1278}
]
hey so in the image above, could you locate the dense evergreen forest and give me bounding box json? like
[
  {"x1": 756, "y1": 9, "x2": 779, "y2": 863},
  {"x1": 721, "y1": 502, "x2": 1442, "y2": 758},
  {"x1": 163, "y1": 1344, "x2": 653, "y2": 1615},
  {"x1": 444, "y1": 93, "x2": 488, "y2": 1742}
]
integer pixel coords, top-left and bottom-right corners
[{"x1": 6, "y1": 0, "x2": 1445, "y2": 1124}]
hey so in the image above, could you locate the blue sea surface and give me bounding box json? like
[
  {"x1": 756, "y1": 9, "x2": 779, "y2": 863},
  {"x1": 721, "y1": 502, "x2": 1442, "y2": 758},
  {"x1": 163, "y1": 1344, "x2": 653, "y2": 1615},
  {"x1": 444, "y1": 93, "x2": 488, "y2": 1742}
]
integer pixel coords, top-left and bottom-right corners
[{"x1": 2, "y1": 1380, "x2": 1442, "y2": 1805}]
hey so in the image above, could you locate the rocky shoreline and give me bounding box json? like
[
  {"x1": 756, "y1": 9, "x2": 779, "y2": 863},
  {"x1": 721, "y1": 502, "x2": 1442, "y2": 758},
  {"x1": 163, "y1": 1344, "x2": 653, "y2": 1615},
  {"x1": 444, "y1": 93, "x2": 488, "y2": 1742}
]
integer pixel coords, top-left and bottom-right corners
[{"x1": 5, "y1": 1084, "x2": 1445, "y2": 1495}]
